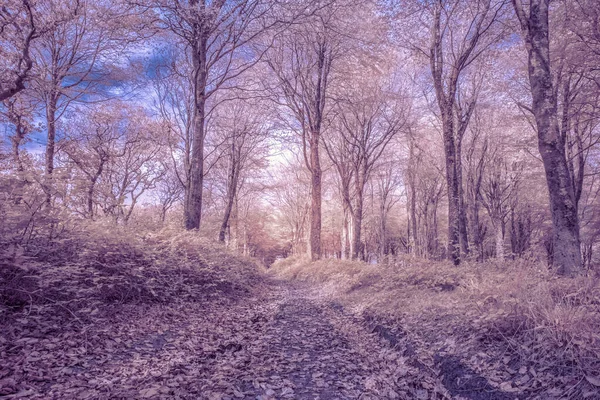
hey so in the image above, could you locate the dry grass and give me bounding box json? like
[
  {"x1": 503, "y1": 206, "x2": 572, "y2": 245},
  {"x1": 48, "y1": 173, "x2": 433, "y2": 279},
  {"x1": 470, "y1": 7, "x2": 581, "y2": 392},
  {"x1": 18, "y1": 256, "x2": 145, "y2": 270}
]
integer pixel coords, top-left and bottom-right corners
[{"x1": 270, "y1": 256, "x2": 600, "y2": 398}]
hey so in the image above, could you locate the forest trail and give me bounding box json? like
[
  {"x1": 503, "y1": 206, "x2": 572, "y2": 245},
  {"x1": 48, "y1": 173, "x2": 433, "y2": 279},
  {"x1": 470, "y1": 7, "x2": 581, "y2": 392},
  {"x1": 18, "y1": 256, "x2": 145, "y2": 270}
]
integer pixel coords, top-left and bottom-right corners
[{"x1": 228, "y1": 281, "x2": 433, "y2": 399}]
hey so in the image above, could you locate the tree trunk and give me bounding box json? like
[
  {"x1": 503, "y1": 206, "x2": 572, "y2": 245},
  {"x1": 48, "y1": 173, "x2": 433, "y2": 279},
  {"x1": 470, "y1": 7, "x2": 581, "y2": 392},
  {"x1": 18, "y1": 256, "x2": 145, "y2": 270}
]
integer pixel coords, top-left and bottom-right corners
[
  {"x1": 219, "y1": 158, "x2": 238, "y2": 243},
  {"x1": 513, "y1": 0, "x2": 581, "y2": 275},
  {"x1": 442, "y1": 113, "x2": 461, "y2": 265},
  {"x1": 352, "y1": 194, "x2": 363, "y2": 260},
  {"x1": 309, "y1": 131, "x2": 322, "y2": 261},
  {"x1": 352, "y1": 171, "x2": 366, "y2": 260},
  {"x1": 379, "y1": 203, "x2": 387, "y2": 261},
  {"x1": 185, "y1": 32, "x2": 208, "y2": 231},
  {"x1": 341, "y1": 199, "x2": 351, "y2": 259},
  {"x1": 232, "y1": 193, "x2": 240, "y2": 250},
  {"x1": 494, "y1": 220, "x2": 504, "y2": 260},
  {"x1": 11, "y1": 136, "x2": 24, "y2": 173},
  {"x1": 470, "y1": 200, "x2": 483, "y2": 261},
  {"x1": 44, "y1": 95, "x2": 58, "y2": 205},
  {"x1": 457, "y1": 143, "x2": 469, "y2": 256}
]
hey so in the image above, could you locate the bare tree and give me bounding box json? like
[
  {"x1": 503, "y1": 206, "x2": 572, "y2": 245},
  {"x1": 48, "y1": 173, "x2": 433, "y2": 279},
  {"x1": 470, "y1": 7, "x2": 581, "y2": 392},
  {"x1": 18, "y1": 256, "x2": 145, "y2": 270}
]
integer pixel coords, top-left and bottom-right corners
[
  {"x1": 1, "y1": 96, "x2": 35, "y2": 173},
  {"x1": 213, "y1": 98, "x2": 269, "y2": 243},
  {"x1": 323, "y1": 125, "x2": 354, "y2": 259},
  {"x1": 480, "y1": 151, "x2": 521, "y2": 259},
  {"x1": 464, "y1": 111, "x2": 488, "y2": 261},
  {"x1": 32, "y1": 1, "x2": 141, "y2": 205},
  {"x1": 373, "y1": 155, "x2": 403, "y2": 261},
  {"x1": 154, "y1": 166, "x2": 184, "y2": 223},
  {"x1": 269, "y1": 157, "x2": 311, "y2": 256},
  {"x1": 63, "y1": 104, "x2": 166, "y2": 222}
]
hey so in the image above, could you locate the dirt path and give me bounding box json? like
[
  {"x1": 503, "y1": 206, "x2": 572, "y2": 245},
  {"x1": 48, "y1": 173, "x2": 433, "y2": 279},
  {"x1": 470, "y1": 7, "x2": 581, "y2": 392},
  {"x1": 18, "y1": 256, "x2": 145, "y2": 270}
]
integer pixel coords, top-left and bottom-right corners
[{"x1": 212, "y1": 281, "x2": 437, "y2": 400}]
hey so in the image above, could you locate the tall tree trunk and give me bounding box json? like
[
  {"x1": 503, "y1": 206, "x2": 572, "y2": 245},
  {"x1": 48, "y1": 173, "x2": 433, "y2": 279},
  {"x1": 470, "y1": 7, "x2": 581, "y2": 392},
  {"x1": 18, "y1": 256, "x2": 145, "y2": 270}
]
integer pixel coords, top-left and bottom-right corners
[
  {"x1": 408, "y1": 142, "x2": 419, "y2": 255},
  {"x1": 470, "y1": 200, "x2": 483, "y2": 261},
  {"x1": 493, "y1": 220, "x2": 504, "y2": 260},
  {"x1": 11, "y1": 135, "x2": 24, "y2": 173},
  {"x1": 513, "y1": 0, "x2": 581, "y2": 275},
  {"x1": 379, "y1": 202, "x2": 387, "y2": 261},
  {"x1": 309, "y1": 131, "x2": 322, "y2": 261},
  {"x1": 457, "y1": 143, "x2": 469, "y2": 256},
  {"x1": 341, "y1": 199, "x2": 352, "y2": 259},
  {"x1": 185, "y1": 32, "x2": 208, "y2": 231},
  {"x1": 442, "y1": 114, "x2": 461, "y2": 265},
  {"x1": 87, "y1": 162, "x2": 104, "y2": 219},
  {"x1": 352, "y1": 189, "x2": 363, "y2": 260},
  {"x1": 219, "y1": 154, "x2": 238, "y2": 242},
  {"x1": 352, "y1": 169, "x2": 366, "y2": 260},
  {"x1": 44, "y1": 94, "x2": 58, "y2": 205}
]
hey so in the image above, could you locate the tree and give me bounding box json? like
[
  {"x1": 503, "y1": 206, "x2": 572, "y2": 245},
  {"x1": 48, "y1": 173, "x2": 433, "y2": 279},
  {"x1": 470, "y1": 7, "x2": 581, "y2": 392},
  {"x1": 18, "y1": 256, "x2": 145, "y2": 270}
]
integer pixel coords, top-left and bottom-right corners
[
  {"x1": 62, "y1": 107, "x2": 121, "y2": 219},
  {"x1": 265, "y1": 13, "x2": 336, "y2": 260},
  {"x1": 153, "y1": 166, "x2": 184, "y2": 223},
  {"x1": 32, "y1": 0, "x2": 141, "y2": 205},
  {"x1": 0, "y1": 0, "x2": 37, "y2": 102},
  {"x1": 480, "y1": 150, "x2": 521, "y2": 259},
  {"x1": 464, "y1": 111, "x2": 488, "y2": 261},
  {"x1": 512, "y1": 0, "x2": 582, "y2": 275},
  {"x1": 62, "y1": 104, "x2": 165, "y2": 222},
  {"x1": 154, "y1": 0, "x2": 278, "y2": 231},
  {"x1": 269, "y1": 156, "x2": 311, "y2": 256},
  {"x1": 1, "y1": 95, "x2": 35, "y2": 173},
  {"x1": 372, "y1": 154, "x2": 403, "y2": 261},
  {"x1": 324, "y1": 131, "x2": 354, "y2": 259},
  {"x1": 213, "y1": 98, "x2": 270, "y2": 243}
]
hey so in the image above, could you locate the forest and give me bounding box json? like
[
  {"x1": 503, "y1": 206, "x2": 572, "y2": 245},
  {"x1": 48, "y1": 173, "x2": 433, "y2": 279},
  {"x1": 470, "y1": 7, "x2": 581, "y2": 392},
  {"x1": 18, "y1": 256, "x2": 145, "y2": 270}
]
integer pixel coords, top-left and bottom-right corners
[{"x1": 1, "y1": 0, "x2": 600, "y2": 399}]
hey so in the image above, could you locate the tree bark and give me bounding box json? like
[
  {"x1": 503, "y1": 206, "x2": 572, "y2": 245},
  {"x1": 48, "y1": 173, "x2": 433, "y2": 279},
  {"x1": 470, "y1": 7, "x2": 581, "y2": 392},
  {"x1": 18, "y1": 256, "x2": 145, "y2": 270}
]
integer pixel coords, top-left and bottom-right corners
[
  {"x1": 185, "y1": 27, "x2": 208, "y2": 231},
  {"x1": 379, "y1": 200, "x2": 387, "y2": 261},
  {"x1": 0, "y1": 0, "x2": 36, "y2": 102},
  {"x1": 219, "y1": 147, "x2": 239, "y2": 243},
  {"x1": 457, "y1": 142, "x2": 470, "y2": 256},
  {"x1": 513, "y1": 0, "x2": 582, "y2": 275},
  {"x1": 351, "y1": 177, "x2": 364, "y2": 260},
  {"x1": 442, "y1": 113, "x2": 462, "y2": 265},
  {"x1": 44, "y1": 94, "x2": 58, "y2": 205},
  {"x1": 309, "y1": 130, "x2": 322, "y2": 261},
  {"x1": 408, "y1": 143, "x2": 419, "y2": 255},
  {"x1": 341, "y1": 199, "x2": 352, "y2": 259},
  {"x1": 494, "y1": 220, "x2": 504, "y2": 260},
  {"x1": 87, "y1": 161, "x2": 105, "y2": 219}
]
